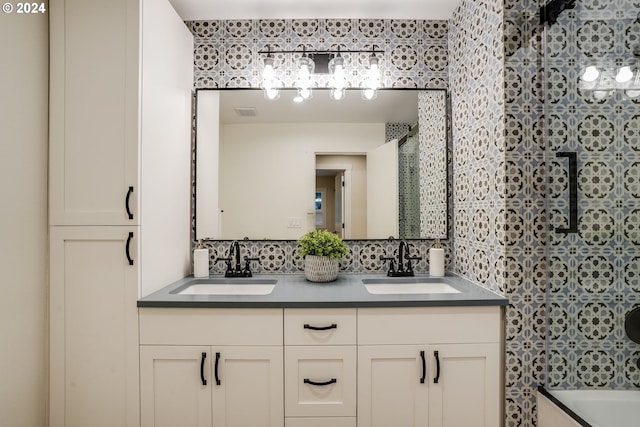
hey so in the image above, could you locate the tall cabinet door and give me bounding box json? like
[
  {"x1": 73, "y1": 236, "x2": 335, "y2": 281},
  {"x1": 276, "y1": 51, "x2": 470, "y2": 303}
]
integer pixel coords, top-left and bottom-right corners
[
  {"x1": 357, "y1": 346, "x2": 429, "y2": 427},
  {"x1": 49, "y1": 226, "x2": 140, "y2": 427},
  {"x1": 212, "y1": 346, "x2": 284, "y2": 427},
  {"x1": 428, "y1": 344, "x2": 501, "y2": 427},
  {"x1": 49, "y1": 0, "x2": 139, "y2": 226},
  {"x1": 140, "y1": 346, "x2": 212, "y2": 427}
]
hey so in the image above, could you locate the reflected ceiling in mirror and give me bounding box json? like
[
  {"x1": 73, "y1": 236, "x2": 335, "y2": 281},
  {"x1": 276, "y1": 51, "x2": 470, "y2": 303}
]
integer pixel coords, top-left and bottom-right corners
[{"x1": 195, "y1": 89, "x2": 447, "y2": 241}]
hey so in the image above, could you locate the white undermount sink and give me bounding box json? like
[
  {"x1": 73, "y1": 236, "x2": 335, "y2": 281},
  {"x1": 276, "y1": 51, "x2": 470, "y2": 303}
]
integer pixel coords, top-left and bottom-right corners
[
  {"x1": 173, "y1": 279, "x2": 277, "y2": 296},
  {"x1": 362, "y1": 278, "x2": 460, "y2": 295}
]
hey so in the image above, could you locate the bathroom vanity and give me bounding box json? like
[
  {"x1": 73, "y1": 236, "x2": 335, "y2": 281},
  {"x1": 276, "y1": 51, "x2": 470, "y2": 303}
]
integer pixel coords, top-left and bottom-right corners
[{"x1": 138, "y1": 274, "x2": 507, "y2": 427}]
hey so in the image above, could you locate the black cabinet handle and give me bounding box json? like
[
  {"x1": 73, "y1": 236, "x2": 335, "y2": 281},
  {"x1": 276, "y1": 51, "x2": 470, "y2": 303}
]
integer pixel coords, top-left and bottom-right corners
[
  {"x1": 303, "y1": 323, "x2": 338, "y2": 331},
  {"x1": 125, "y1": 186, "x2": 134, "y2": 220},
  {"x1": 420, "y1": 350, "x2": 426, "y2": 384},
  {"x1": 304, "y1": 378, "x2": 337, "y2": 386},
  {"x1": 125, "y1": 232, "x2": 134, "y2": 266},
  {"x1": 214, "y1": 352, "x2": 221, "y2": 385},
  {"x1": 555, "y1": 152, "x2": 578, "y2": 234},
  {"x1": 434, "y1": 350, "x2": 440, "y2": 384},
  {"x1": 200, "y1": 352, "x2": 207, "y2": 386}
]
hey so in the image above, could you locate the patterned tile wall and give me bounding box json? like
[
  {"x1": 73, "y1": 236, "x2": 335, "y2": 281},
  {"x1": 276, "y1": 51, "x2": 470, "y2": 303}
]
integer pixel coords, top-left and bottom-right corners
[
  {"x1": 187, "y1": 18, "x2": 454, "y2": 274},
  {"x1": 449, "y1": 0, "x2": 506, "y2": 294},
  {"x1": 198, "y1": 239, "x2": 451, "y2": 276},
  {"x1": 419, "y1": 90, "x2": 448, "y2": 238},
  {"x1": 544, "y1": 0, "x2": 640, "y2": 392},
  {"x1": 503, "y1": 0, "x2": 546, "y2": 425},
  {"x1": 398, "y1": 131, "x2": 421, "y2": 238},
  {"x1": 187, "y1": 19, "x2": 449, "y2": 90}
]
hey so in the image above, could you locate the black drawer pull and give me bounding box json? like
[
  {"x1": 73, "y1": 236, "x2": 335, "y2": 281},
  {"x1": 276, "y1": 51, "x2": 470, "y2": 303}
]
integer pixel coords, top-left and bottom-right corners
[
  {"x1": 214, "y1": 352, "x2": 221, "y2": 385},
  {"x1": 125, "y1": 186, "x2": 134, "y2": 220},
  {"x1": 125, "y1": 232, "x2": 134, "y2": 266},
  {"x1": 200, "y1": 352, "x2": 207, "y2": 386},
  {"x1": 303, "y1": 323, "x2": 337, "y2": 331},
  {"x1": 420, "y1": 350, "x2": 426, "y2": 384},
  {"x1": 304, "y1": 378, "x2": 337, "y2": 386},
  {"x1": 434, "y1": 350, "x2": 441, "y2": 384}
]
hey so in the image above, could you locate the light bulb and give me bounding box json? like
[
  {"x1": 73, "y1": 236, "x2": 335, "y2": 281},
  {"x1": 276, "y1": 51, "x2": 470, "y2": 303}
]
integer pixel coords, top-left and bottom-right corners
[
  {"x1": 264, "y1": 88, "x2": 279, "y2": 100},
  {"x1": 362, "y1": 88, "x2": 377, "y2": 100},
  {"x1": 592, "y1": 90, "x2": 611, "y2": 100},
  {"x1": 616, "y1": 66, "x2": 634, "y2": 83},
  {"x1": 331, "y1": 88, "x2": 345, "y2": 101},
  {"x1": 582, "y1": 66, "x2": 600, "y2": 82},
  {"x1": 625, "y1": 89, "x2": 640, "y2": 99},
  {"x1": 299, "y1": 88, "x2": 312, "y2": 100}
]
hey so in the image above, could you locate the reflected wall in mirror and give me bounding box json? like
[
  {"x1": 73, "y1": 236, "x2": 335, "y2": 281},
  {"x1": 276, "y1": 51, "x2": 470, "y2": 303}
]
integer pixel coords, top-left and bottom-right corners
[{"x1": 195, "y1": 89, "x2": 448, "y2": 240}]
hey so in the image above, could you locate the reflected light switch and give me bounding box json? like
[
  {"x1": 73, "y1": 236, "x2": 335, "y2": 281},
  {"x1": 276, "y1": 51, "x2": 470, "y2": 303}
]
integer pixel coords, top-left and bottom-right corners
[{"x1": 288, "y1": 217, "x2": 302, "y2": 228}]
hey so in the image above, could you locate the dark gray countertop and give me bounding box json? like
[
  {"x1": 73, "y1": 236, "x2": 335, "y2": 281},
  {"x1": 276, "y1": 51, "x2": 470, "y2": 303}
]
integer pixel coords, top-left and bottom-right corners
[{"x1": 137, "y1": 272, "x2": 508, "y2": 308}]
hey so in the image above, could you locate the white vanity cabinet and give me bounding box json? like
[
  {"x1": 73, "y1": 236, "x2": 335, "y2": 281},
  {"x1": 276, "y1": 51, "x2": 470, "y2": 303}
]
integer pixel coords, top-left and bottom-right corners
[
  {"x1": 49, "y1": 226, "x2": 140, "y2": 427},
  {"x1": 48, "y1": 0, "x2": 193, "y2": 426},
  {"x1": 357, "y1": 307, "x2": 502, "y2": 427},
  {"x1": 139, "y1": 308, "x2": 285, "y2": 427},
  {"x1": 284, "y1": 308, "x2": 357, "y2": 427}
]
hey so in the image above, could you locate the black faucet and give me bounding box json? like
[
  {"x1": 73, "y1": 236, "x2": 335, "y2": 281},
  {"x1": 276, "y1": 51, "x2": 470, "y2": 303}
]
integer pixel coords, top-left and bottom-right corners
[
  {"x1": 381, "y1": 240, "x2": 422, "y2": 277},
  {"x1": 215, "y1": 241, "x2": 259, "y2": 277}
]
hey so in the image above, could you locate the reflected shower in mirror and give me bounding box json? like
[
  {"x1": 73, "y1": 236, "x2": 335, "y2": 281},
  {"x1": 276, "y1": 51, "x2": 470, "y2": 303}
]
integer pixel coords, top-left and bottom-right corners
[{"x1": 195, "y1": 89, "x2": 447, "y2": 240}]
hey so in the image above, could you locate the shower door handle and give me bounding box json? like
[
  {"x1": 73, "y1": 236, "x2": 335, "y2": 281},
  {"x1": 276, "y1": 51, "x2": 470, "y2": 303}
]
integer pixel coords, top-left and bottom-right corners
[{"x1": 555, "y1": 152, "x2": 578, "y2": 234}]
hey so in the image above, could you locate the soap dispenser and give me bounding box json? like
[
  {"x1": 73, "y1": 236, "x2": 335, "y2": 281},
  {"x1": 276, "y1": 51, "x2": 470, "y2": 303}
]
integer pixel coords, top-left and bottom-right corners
[
  {"x1": 429, "y1": 238, "x2": 445, "y2": 277},
  {"x1": 193, "y1": 239, "x2": 210, "y2": 278}
]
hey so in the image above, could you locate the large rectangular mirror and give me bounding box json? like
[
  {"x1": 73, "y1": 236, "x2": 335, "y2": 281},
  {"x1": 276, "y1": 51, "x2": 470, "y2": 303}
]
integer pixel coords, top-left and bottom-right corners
[{"x1": 195, "y1": 89, "x2": 447, "y2": 240}]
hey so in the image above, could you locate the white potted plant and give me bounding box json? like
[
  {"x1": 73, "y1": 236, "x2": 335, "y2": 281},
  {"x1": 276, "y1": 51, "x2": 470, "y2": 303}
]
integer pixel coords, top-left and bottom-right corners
[{"x1": 297, "y1": 229, "x2": 350, "y2": 282}]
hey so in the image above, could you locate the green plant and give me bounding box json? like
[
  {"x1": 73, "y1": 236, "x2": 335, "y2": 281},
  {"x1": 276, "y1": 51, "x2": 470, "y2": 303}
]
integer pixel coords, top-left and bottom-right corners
[{"x1": 297, "y1": 229, "x2": 350, "y2": 259}]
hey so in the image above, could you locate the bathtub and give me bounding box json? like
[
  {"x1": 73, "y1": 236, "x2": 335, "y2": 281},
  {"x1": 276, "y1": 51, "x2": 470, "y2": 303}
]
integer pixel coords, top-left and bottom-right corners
[{"x1": 538, "y1": 387, "x2": 640, "y2": 427}]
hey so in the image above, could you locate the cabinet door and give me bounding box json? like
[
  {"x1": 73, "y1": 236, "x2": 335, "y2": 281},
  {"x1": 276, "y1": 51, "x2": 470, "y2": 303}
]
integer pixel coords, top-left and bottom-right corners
[
  {"x1": 212, "y1": 346, "x2": 284, "y2": 427},
  {"x1": 49, "y1": 0, "x2": 139, "y2": 225},
  {"x1": 140, "y1": 346, "x2": 212, "y2": 427},
  {"x1": 49, "y1": 226, "x2": 139, "y2": 427},
  {"x1": 428, "y1": 344, "x2": 500, "y2": 427},
  {"x1": 358, "y1": 346, "x2": 429, "y2": 427}
]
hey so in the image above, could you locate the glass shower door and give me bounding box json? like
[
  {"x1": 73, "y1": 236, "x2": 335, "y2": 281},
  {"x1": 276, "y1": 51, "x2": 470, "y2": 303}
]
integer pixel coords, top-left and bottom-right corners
[{"x1": 545, "y1": 0, "x2": 640, "y2": 393}]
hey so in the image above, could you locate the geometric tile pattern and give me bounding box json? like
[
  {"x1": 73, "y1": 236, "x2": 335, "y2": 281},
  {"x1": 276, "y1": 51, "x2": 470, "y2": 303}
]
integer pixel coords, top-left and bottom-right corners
[
  {"x1": 419, "y1": 90, "x2": 448, "y2": 238},
  {"x1": 398, "y1": 130, "x2": 421, "y2": 238},
  {"x1": 502, "y1": 0, "x2": 547, "y2": 423},
  {"x1": 196, "y1": 238, "x2": 452, "y2": 276},
  {"x1": 187, "y1": 19, "x2": 449, "y2": 90},
  {"x1": 545, "y1": 0, "x2": 640, "y2": 394},
  {"x1": 449, "y1": 0, "x2": 506, "y2": 295}
]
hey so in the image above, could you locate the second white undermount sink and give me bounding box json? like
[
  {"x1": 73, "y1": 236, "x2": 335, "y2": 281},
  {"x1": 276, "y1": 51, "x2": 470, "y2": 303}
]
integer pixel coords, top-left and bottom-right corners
[
  {"x1": 362, "y1": 278, "x2": 460, "y2": 295},
  {"x1": 174, "y1": 279, "x2": 277, "y2": 296}
]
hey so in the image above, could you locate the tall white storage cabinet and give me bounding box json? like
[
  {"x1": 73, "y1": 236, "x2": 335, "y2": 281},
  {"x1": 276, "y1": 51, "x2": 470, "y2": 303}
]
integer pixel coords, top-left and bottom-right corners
[{"x1": 49, "y1": 0, "x2": 194, "y2": 426}]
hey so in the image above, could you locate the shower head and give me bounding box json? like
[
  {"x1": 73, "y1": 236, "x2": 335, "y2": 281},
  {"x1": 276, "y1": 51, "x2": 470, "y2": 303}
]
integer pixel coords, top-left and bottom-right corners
[{"x1": 540, "y1": 0, "x2": 576, "y2": 26}]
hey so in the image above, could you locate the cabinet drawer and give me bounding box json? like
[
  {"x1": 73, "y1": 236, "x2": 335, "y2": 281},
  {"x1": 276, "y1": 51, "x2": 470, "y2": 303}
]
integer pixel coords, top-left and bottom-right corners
[
  {"x1": 285, "y1": 346, "x2": 356, "y2": 417},
  {"x1": 284, "y1": 308, "x2": 356, "y2": 345},
  {"x1": 358, "y1": 306, "x2": 502, "y2": 345},
  {"x1": 139, "y1": 308, "x2": 283, "y2": 345},
  {"x1": 285, "y1": 417, "x2": 356, "y2": 427}
]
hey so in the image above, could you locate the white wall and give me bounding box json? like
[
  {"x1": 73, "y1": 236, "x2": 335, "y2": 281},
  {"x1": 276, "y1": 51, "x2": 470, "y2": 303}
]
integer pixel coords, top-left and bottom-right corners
[
  {"x1": 219, "y1": 123, "x2": 384, "y2": 239},
  {"x1": 0, "y1": 9, "x2": 48, "y2": 427},
  {"x1": 140, "y1": 0, "x2": 193, "y2": 295},
  {"x1": 196, "y1": 91, "x2": 221, "y2": 240}
]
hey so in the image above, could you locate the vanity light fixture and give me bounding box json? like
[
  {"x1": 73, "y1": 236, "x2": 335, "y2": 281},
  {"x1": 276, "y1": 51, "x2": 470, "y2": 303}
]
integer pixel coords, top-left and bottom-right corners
[
  {"x1": 262, "y1": 48, "x2": 280, "y2": 100},
  {"x1": 579, "y1": 64, "x2": 639, "y2": 100},
  {"x1": 296, "y1": 53, "x2": 315, "y2": 101},
  {"x1": 259, "y1": 45, "x2": 384, "y2": 102},
  {"x1": 328, "y1": 53, "x2": 347, "y2": 101},
  {"x1": 362, "y1": 52, "x2": 382, "y2": 101}
]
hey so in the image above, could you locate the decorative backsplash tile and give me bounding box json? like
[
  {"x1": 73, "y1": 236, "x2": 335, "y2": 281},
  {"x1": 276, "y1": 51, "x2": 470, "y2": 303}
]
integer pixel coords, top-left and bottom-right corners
[
  {"x1": 187, "y1": 19, "x2": 449, "y2": 90},
  {"x1": 197, "y1": 239, "x2": 451, "y2": 276}
]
